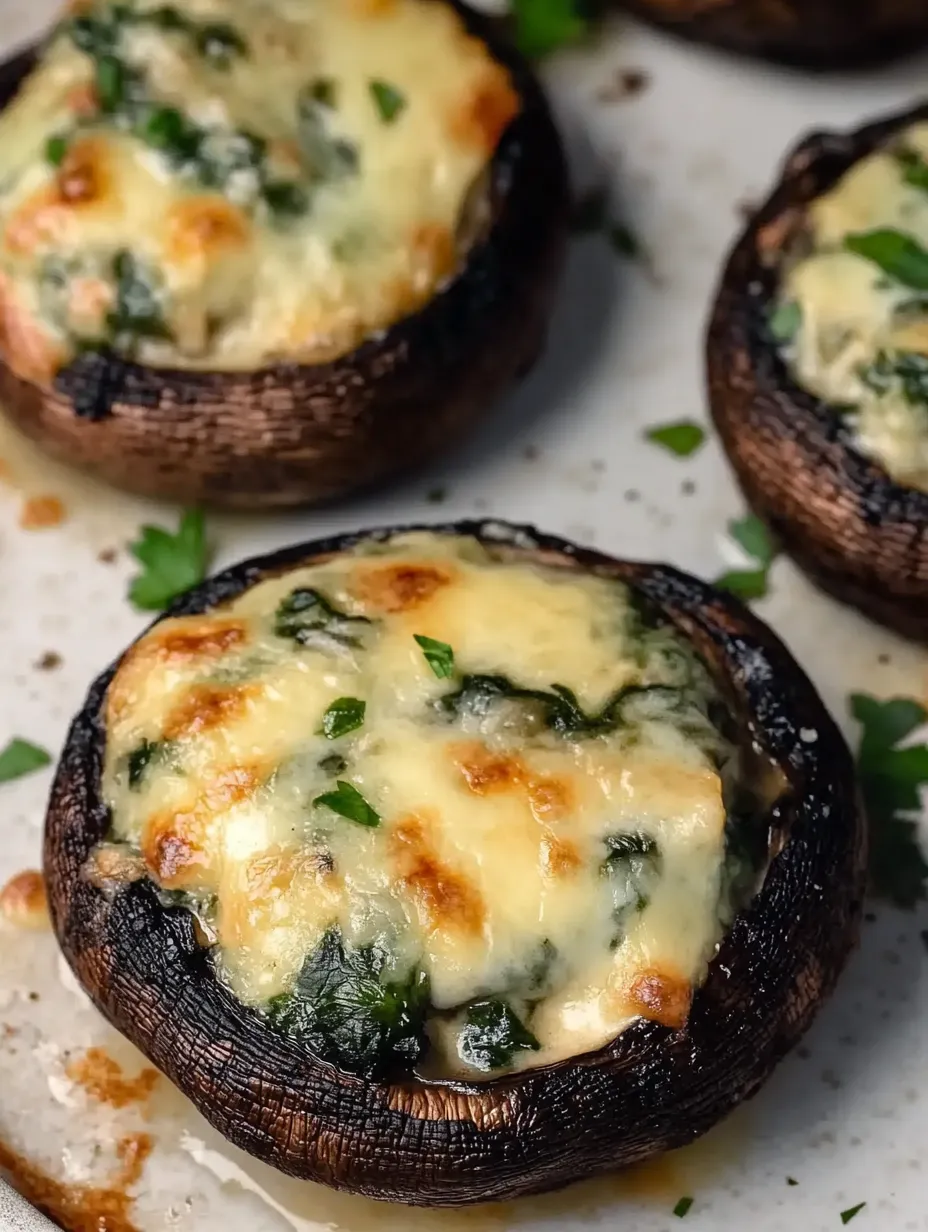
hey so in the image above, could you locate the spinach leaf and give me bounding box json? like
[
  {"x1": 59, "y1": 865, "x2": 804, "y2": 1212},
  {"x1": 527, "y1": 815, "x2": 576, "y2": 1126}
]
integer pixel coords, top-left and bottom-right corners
[
  {"x1": 262, "y1": 180, "x2": 310, "y2": 218},
  {"x1": 457, "y1": 998, "x2": 540, "y2": 1071},
  {"x1": 319, "y1": 698, "x2": 366, "y2": 740},
  {"x1": 274, "y1": 588, "x2": 370, "y2": 649},
  {"x1": 297, "y1": 86, "x2": 359, "y2": 180},
  {"x1": 126, "y1": 738, "x2": 169, "y2": 788},
  {"x1": 266, "y1": 928, "x2": 430, "y2": 1077},
  {"x1": 859, "y1": 350, "x2": 928, "y2": 407},
  {"x1": 845, "y1": 229, "x2": 928, "y2": 291},
  {"x1": 196, "y1": 21, "x2": 247, "y2": 67}
]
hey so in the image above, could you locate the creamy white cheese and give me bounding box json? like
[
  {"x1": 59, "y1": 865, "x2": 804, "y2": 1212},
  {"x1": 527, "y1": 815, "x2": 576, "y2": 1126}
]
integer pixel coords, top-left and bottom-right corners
[
  {"x1": 0, "y1": 0, "x2": 518, "y2": 382},
  {"x1": 778, "y1": 120, "x2": 928, "y2": 491},
  {"x1": 100, "y1": 532, "x2": 753, "y2": 1079}
]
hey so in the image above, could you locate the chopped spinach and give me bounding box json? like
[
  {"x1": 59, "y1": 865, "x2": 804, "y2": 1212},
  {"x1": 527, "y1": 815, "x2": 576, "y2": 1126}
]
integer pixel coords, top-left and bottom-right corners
[
  {"x1": 319, "y1": 697, "x2": 366, "y2": 740},
  {"x1": 133, "y1": 104, "x2": 201, "y2": 162},
  {"x1": 859, "y1": 350, "x2": 928, "y2": 407},
  {"x1": 262, "y1": 180, "x2": 310, "y2": 218},
  {"x1": 266, "y1": 928, "x2": 430, "y2": 1077},
  {"x1": 314, "y1": 780, "x2": 380, "y2": 827},
  {"x1": 512, "y1": 0, "x2": 590, "y2": 58},
  {"x1": 768, "y1": 300, "x2": 802, "y2": 344},
  {"x1": 297, "y1": 86, "x2": 359, "y2": 180},
  {"x1": 107, "y1": 250, "x2": 171, "y2": 350},
  {"x1": 896, "y1": 147, "x2": 928, "y2": 193},
  {"x1": 126, "y1": 738, "x2": 168, "y2": 788},
  {"x1": 601, "y1": 830, "x2": 662, "y2": 917},
  {"x1": 274, "y1": 587, "x2": 370, "y2": 649},
  {"x1": 318, "y1": 752, "x2": 348, "y2": 777},
  {"x1": 845, "y1": 229, "x2": 928, "y2": 291},
  {"x1": 308, "y1": 78, "x2": 337, "y2": 108},
  {"x1": 457, "y1": 998, "x2": 540, "y2": 1071}
]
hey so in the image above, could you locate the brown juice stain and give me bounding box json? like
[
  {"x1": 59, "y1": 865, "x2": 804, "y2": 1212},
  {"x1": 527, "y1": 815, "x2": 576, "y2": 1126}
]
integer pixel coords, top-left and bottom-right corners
[
  {"x1": 0, "y1": 870, "x2": 50, "y2": 930},
  {"x1": 0, "y1": 1132, "x2": 151, "y2": 1232},
  {"x1": 66, "y1": 1047, "x2": 161, "y2": 1110}
]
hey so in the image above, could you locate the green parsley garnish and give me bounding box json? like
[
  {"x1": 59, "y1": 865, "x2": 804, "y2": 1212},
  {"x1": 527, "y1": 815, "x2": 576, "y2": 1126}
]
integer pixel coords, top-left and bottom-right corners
[
  {"x1": 850, "y1": 693, "x2": 928, "y2": 908},
  {"x1": 645, "y1": 420, "x2": 706, "y2": 458},
  {"x1": 714, "y1": 513, "x2": 778, "y2": 601},
  {"x1": 127, "y1": 509, "x2": 211, "y2": 612},
  {"x1": 369, "y1": 80, "x2": 406, "y2": 123},
  {"x1": 414, "y1": 634, "x2": 455, "y2": 679},
  {"x1": 308, "y1": 77, "x2": 337, "y2": 108},
  {"x1": 0, "y1": 738, "x2": 51, "y2": 784},
  {"x1": 673, "y1": 1197, "x2": 695, "y2": 1218},
  {"x1": 769, "y1": 300, "x2": 802, "y2": 343},
  {"x1": 45, "y1": 134, "x2": 69, "y2": 166},
  {"x1": 845, "y1": 229, "x2": 928, "y2": 290},
  {"x1": 320, "y1": 698, "x2": 366, "y2": 740},
  {"x1": 840, "y1": 1204, "x2": 866, "y2": 1225},
  {"x1": 787, "y1": 1177, "x2": 799, "y2": 1186},
  {"x1": 512, "y1": 0, "x2": 589, "y2": 58},
  {"x1": 262, "y1": 180, "x2": 310, "y2": 217},
  {"x1": 314, "y1": 781, "x2": 380, "y2": 827}
]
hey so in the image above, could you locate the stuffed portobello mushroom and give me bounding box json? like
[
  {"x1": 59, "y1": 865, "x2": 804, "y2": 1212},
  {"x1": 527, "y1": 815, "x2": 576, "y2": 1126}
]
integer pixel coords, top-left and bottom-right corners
[
  {"x1": 619, "y1": 0, "x2": 928, "y2": 67},
  {"x1": 44, "y1": 520, "x2": 863, "y2": 1205},
  {"x1": 0, "y1": 0, "x2": 567, "y2": 509},
  {"x1": 708, "y1": 104, "x2": 928, "y2": 640}
]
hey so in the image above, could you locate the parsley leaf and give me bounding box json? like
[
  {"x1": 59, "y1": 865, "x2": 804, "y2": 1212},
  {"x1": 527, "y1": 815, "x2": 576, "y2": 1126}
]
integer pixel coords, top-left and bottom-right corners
[
  {"x1": 850, "y1": 693, "x2": 928, "y2": 908},
  {"x1": 0, "y1": 738, "x2": 51, "y2": 784},
  {"x1": 127, "y1": 509, "x2": 211, "y2": 611},
  {"x1": 787, "y1": 1177, "x2": 799, "y2": 1186},
  {"x1": 45, "y1": 134, "x2": 69, "y2": 166},
  {"x1": 859, "y1": 350, "x2": 928, "y2": 407},
  {"x1": 457, "y1": 998, "x2": 540, "y2": 1070},
  {"x1": 840, "y1": 1204, "x2": 866, "y2": 1225},
  {"x1": 512, "y1": 0, "x2": 589, "y2": 58},
  {"x1": 369, "y1": 80, "x2": 406, "y2": 123},
  {"x1": 673, "y1": 1197, "x2": 695, "y2": 1218},
  {"x1": 414, "y1": 634, "x2": 455, "y2": 679},
  {"x1": 314, "y1": 781, "x2": 380, "y2": 827},
  {"x1": 845, "y1": 229, "x2": 928, "y2": 290},
  {"x1": 714, "y1": 513, "x2": 778, "y2": 601},
  {"x1": 769, "y1": 300, "x2": 802, "y2": 343},
  {"x1": 320, "y1": 698, "x2": 366, "y2": 740},
  {"x1": 645, "y1": 420, "x2": 706, "y2": 458}
]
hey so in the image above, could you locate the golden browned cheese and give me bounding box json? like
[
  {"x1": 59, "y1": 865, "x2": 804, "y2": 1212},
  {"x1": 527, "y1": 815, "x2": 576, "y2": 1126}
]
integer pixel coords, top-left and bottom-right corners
[
  {"x1": 0, "y1": 0, "x2": 520, "y2": 380},
  {"x1": 101, "y1": 532, "x2": 738, "y2": 1076}
]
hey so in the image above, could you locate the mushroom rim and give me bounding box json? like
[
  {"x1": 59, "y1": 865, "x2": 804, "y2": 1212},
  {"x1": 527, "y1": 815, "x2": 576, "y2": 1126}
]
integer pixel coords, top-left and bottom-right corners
[
  {"x1": 708, "y1": 99, "x2": 928, "y2": 529},
  {"x1": 43, "y1": 519, "x2": 865, "y2": 1204},
  {"x1": 0, "y1": 0, "x2": 555, "y2": 405}
]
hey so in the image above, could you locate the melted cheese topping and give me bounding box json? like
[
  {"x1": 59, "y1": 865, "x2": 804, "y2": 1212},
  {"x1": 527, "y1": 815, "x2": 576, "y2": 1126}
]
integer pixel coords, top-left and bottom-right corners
[
  {"x1": 0, "y1": 0, "x2": 518, "y2": 381},
  {"x1": 778, "y1": 121, "x2": 928, "y2": 491},
  {"x1": 101, "y1": 532, "x2": 747, "y2": 1078}
]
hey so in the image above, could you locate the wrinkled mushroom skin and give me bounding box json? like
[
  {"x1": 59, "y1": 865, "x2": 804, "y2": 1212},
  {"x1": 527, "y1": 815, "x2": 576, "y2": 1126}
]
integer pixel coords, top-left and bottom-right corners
[
  {"x1": 620, "y1": 0, "x2": 928, "y2": 66},
  {"x1": 0, "y1": 12, "x2": 569, "y2": 511},
  {"x1": 708, "y1": 104, "x2": 928, "y2": 643},
  {"x1": 43, "y1": 520, "x2": 864, "y2": 1206}
]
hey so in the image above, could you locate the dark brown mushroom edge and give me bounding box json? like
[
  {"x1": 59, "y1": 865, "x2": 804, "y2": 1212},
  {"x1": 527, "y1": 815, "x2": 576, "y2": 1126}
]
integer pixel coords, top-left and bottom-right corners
[
  {"x1": 0, "y1": 2, "x2": 567, "y2": 509},
  {"x1": 618, "y1": 0, "x2": 928, "y2": 67},
  {"x1": 708, "y1": 102, "x2": 928, "y2": 641},
  {"x1": 44, "y1": 520, "x2": 864, "y2": 1205}
]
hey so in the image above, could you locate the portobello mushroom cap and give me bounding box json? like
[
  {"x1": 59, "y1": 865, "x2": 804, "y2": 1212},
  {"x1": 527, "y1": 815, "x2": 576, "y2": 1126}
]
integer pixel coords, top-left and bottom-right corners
[
  {"x1": 707, "y1": 103, "x2": 928, "y2": 642},
  {"x1": 0, "y1": 8, "x2": 568, "y2": 510},
  {"x1": 618, "y1": 0, "x2": 928, "y2": 66},
  {"x1": 43, "y1": 519, "x2": 865, "y2": 1206}
]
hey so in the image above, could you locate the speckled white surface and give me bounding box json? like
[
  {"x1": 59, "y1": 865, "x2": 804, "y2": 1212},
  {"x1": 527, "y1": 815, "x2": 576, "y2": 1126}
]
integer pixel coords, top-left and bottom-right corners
[{"x1": 2, "y1": 1, "x2": 928, "y2": 1230}]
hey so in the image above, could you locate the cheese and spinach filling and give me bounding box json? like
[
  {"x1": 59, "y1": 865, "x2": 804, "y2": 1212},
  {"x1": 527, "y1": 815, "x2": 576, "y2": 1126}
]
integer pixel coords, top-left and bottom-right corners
[
  {"x1": 96, "y1": 532, "x2": 769, "y2": 1080},
  {"x1": 772, "y1": 123, "x2": 928, "y2": 492},
  {"x1": 0, "y1": 0, "x2": 518, "y2": 384}
]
